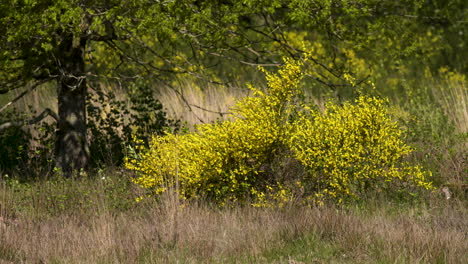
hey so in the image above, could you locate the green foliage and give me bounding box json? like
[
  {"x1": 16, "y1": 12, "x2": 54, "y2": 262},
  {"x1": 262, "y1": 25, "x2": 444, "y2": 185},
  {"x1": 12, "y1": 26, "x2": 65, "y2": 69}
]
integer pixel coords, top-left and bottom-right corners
[
  {"x1": 0, "y1": 108, "x2": 55, "y2": 177},
  {"x1": 87, "y1": 89, "x2": 128, "y2": 168},
  {"x1": 1, "y1": 0, "x2": 465, "y2": 177},
  {"x1": 0, "y1": 109, "x2": 30, "y2": 174},
  {"x1": 0, "y1": 81, "x2": 178, "y2": 175},
  {"x1": 401, "y1": 68, "x2": 466, "y2": 144},
  {"x1": 1, "y1": 170, "x2": 138, "y2": 217},
  {"x1": 126, "y1": 58, "x2": 433, "y2": 205},
  {"x1": 127, "y1": 80, "x2": 180, "y2": 145},
  {"x1": 5, "y1": 0, "x2": 464, "y2": 91},
  {"x1": 87, "y1": 80, "x2": 179, "y2": 168}
]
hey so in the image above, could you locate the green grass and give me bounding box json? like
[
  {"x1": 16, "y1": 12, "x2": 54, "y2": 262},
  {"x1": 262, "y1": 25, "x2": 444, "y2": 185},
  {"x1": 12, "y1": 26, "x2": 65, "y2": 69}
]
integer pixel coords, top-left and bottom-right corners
[{"x1": 246, "y1": 232, "x2": 341, "y2": 263}]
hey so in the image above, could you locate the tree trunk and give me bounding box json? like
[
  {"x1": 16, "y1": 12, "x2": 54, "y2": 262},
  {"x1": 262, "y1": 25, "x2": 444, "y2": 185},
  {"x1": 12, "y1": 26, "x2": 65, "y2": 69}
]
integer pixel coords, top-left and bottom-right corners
[{"x1": 55, "y1": 34, "x2": 89, "y2": 176}]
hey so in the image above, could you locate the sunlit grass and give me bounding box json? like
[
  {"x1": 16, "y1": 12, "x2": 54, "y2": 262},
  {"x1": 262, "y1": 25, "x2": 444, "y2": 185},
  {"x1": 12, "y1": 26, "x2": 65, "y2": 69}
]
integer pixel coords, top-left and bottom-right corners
[{"x1": 1, "y1": 171, "x2": 466, "y2": 263}]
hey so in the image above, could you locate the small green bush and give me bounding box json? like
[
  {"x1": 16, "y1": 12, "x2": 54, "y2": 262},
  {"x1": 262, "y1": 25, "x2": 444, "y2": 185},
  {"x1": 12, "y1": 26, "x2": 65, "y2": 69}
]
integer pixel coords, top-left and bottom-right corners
[
  {"x1": 0, "y1": 108, "x2": 55, "y2": 177},
  {"x1": 87, "y1": 80, "x2": 179, "y2": 168},
  {"x1": 126, "y1": 58, "x2": 433, "y2": 206},
  {"x1": 0, "y1": 109, "x2": 30, "y2": 174}
]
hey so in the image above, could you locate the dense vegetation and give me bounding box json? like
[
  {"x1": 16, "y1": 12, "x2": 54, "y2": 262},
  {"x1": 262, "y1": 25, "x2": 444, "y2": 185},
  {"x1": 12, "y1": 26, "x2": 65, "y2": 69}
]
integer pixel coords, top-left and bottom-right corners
[
  {"x1": 0, "y1": 0, "x2": 466, "y2": 262},
  {"x1": 126, "y1": 58, "x2": 434, "y2": 206}
]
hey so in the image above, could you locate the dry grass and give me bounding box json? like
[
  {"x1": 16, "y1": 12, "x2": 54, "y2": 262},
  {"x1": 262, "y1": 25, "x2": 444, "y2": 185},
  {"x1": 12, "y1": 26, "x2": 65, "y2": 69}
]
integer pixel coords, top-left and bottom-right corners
[
  {"x1": 1, "y1": 177, "x2": 467, "y2": 264},
  {"x1": 433, "y1": 77, "x2": 468, "y2": 135},
  {"x1": 155, "y1": 80, "x2": 250, "y2": 126}
]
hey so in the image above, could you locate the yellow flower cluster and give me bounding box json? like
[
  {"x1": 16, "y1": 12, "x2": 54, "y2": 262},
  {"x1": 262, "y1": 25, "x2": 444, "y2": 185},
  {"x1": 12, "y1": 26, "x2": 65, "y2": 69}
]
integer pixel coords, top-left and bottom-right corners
[
  {"x1": 125, "y1": 58, "x2": 303, "y2": 204},
  {"x1": 126, "y1": 57, "x2": 433, "y2": 206},
  {"x1": 289, "y1": 95, "x2": 433, "y2": 203}
]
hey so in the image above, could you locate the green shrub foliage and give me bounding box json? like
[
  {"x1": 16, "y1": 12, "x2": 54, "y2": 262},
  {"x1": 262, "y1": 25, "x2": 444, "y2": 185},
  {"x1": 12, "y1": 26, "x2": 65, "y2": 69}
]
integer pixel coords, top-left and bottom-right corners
[
  {"x1": 0, "y1": 108, "x2": 55, "y2": 176},
  {"x1": 126, "y1": 58, "x2": 433, "y2": 205},
  {"x1": 0, "y1": 109, "x2": 30, "y2": 174},
  {"x1": 87, "y1": 81, "x2": 179, "y2": 168}
]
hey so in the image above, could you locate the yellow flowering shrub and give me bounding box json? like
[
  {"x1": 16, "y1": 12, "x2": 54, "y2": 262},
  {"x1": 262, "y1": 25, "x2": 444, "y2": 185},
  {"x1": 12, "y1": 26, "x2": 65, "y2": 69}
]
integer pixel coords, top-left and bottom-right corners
[
  {"x1": 289, "y1": 95, "x2": 433, "y2": 203},
  {"x1": 126, "y1": 57, "x2": 433, "y2": 205},
  {"x1": 126, "y1": 58, "x2": 303, "y2": 204}
]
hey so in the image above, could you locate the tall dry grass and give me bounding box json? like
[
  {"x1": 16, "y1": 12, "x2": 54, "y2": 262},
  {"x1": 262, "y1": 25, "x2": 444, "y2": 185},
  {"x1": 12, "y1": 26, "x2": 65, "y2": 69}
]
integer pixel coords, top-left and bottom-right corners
[
  {"x1": 0, "y1": 78, "x2": 248, "y2": 128},
  {"x1": 1, "y1": 176, "x2": 467, "y2": 264},
  {"x1": 155, "y1": 81, "x2": 250, "y2": 126},
  {"x1": 427, "y1": 76, "x2": 468, "y2": 198},
  {"x1": 432, "y1": 76, "x2": 468, "y2": 135}
]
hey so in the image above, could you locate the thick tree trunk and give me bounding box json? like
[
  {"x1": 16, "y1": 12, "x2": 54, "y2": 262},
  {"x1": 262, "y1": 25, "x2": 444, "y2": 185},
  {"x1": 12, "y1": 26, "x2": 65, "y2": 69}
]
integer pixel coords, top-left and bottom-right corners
[{"x1": 55, "y1": 35, "x2": 89, "y2": 176}]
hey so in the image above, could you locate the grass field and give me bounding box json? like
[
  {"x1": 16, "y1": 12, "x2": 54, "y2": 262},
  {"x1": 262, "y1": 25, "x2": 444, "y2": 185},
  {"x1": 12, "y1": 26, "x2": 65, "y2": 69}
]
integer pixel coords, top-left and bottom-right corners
[{"x1": 1, "y1": 171, "x2": 467, "y2": 263}]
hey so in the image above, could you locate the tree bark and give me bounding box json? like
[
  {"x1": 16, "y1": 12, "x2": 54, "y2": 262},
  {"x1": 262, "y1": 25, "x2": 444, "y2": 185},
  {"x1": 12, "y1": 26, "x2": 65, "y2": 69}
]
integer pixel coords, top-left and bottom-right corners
[{"x1": 55, "y1": 34, "x2": 90, "y2": 176}]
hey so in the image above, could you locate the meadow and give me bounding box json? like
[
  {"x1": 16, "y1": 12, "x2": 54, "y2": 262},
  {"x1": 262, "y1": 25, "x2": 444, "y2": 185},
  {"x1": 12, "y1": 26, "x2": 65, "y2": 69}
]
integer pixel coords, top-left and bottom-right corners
[
  {"x1": 1, "y1": 170, "x2": 467, "y2": 264},
  {"x1": 1, "y1": 66, "x2": 467, "y2": 263}
]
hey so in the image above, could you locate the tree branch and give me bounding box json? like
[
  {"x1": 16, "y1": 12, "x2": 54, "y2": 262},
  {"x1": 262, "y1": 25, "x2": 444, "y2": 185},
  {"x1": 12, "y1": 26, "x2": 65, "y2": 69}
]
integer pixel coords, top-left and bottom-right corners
[
  {"x1": 0, "y1": 77, "x2": 28, "y2": 94},
  {"x1": 0, "y1": 79, "x2": 51, "y2": 114},
  {"x1": 0, "y1": 108, "x2": 58, "y2": 131}
]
